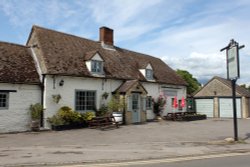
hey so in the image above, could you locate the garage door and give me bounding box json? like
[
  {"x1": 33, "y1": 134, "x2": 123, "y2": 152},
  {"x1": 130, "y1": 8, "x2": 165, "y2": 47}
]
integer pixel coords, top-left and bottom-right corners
[
  {"x1": 195, "y1": 99, "x2": 214, "y2": 117},
  {"x1": 219, "y1": 98, "x2": 241, "y2": 118}
]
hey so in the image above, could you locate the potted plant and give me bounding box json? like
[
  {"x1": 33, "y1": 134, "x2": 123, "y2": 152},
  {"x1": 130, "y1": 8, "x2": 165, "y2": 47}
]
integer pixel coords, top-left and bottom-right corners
[
  {"x1": 153, "y1": 94, "x2": 167, "y2": 120},
  {"x1": 108, "y1": 93, "x2": 125, "y2": 124},
  {"x1": 102, "y1": 92, "x2": 109, "y2": 100},
  {"x1": 52, "y1": 94, "x2": 61, "y2": 103},
  {"x1": 29, "y1": 103, "x2": 43, "y2": 131}
]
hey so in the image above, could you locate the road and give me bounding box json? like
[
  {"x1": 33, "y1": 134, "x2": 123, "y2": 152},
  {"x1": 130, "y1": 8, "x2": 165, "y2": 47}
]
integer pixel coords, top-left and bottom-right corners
[{"x1": 58, "y1": 152, "x2": 250, "y2": 167}]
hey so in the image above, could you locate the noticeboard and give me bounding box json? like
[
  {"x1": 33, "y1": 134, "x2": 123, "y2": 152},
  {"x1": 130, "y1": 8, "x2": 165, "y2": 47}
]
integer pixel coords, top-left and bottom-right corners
[{"x1": 227, "y1": 45, "x2": 239, "y2": 79}]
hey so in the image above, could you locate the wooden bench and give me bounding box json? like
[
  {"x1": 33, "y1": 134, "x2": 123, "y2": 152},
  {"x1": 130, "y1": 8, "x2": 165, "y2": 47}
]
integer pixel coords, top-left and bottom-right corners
[
  {"x1": 164, "y1": 112, "x2": 184, "y2": 121},
  {"x1": 164, "y1": 111, "x2": 197, "y2": 121},
  {"x1": 88, "y1": 116, "x2": 119, "y2": 130}
]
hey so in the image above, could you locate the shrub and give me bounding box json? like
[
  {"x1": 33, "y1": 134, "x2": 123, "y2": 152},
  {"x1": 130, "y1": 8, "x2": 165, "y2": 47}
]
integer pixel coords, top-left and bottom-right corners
[
  {"x1": 81, "y1": 112, "x2": 95, "y2": 121},
  {"x1": 96, "y1": 105, "x2": 109, "y2": 116},
  {"x1": 47, "y1": 115, "x2": 66, "y2": 126},
  {"x1": 30, "y1": 103, "x2": 43, "y2": 120},
  {"x1": 47, "y1": 106, "x2": 95, "y2": 126},
  {"x1": 108, "y1": 93, "x2": 124, "y2": 112},
  {"x1": 57, "y1": 106, "x2": 82, "y2": 124}
]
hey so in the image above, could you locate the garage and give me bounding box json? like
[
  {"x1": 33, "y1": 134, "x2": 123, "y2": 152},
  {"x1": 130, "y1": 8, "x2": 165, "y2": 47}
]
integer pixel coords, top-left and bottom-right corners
[
  {"x1": 219, "y1": 98, "x2": 242, "y2": 118},
  {"x1": 195, "y1": 99, "x2": 214, "y2": 117},
  {"x1": 193, "y1": 76, "x2": 250, "y2": 118}
]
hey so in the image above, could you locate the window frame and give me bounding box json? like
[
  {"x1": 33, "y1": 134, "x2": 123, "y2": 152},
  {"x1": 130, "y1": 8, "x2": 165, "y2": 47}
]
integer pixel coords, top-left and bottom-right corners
[
  {"x1": 145, "y1": 69, "x2": 153, "y2": 80},
  {"x1": 91, "y1": 60, "x2": 103, "y2": 74},
  {"x1": 146, "y1": 96, "x2": 152, "y2": 110},
  {"x1": 0, "y1": 92, "x2": 9, "y2": 110},
  {"x1": 75, "y1": 90, "x2": 96, "y2": 112}
]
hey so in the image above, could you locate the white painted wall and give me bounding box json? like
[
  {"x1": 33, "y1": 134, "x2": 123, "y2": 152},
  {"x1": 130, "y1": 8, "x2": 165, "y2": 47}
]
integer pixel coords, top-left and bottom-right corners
[
  {"x1": 0, "y1": 83, "x2": 41, "y2": 133},
  {"x1": 43, "y1": 75, "x2": 187, "y2": 127},
  {"x1": 43, "y1": 75, "x2": 122, "y2": 128},
  {"x1": 142, "y1": 82, "x2": 187, "y2": 119}
]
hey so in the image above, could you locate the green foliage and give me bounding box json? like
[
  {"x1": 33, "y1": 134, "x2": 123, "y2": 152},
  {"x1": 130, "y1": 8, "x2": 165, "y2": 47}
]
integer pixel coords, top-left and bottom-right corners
[
  {"x1": 153, "y1": 95, "x2": 167, "y2": 115},
  {"x1": 240, "y1": 84, "x2": 250, "y2": 92},
  {"x1": 30, "y1": 103, "x2": 43, "y2": 120},
  {"x1": 176, "y1": 69, "x2": 201, "y2": 95},
  {"x1": 47, "y1": 115, "x2": 66, "y2": 126},
  {"x1": 47, "y1": 106, "x2": 95, "y2": 126},
  {"x1": 57, "y1": 106, "x2": 82, "y2": 124},
  {"x1": 96, "y1": 104, "x2": 109, "y2": 116},
  {"x1": 108, "y1": 93, "x2": 125, "y2": 112},
  {"x1": 81, "y1": 112, "x2": 95, "y2": 121}
]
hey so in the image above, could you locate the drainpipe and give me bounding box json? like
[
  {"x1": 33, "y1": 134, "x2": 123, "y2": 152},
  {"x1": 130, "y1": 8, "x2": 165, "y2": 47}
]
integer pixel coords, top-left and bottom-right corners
[
  {"x1": 122, "y1": 93, "x2": 126, "y2": 125},
  {"x1": 40, "y1": 74, "x2": 45, "y2": 127}
]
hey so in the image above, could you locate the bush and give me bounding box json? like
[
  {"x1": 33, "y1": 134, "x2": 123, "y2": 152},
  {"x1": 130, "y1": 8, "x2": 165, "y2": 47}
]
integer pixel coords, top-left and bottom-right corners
[
  {"x1": 81, "y1": 112, "x2": 95, "y2": 121},
  {"x1": 96, "y1": 105, "x2": 109, "y2": 116},
  {"x1": 47, "y1": 115, "x2": 66, "y2": 126},
  {"x1": 30, "y1": 103, "x2": 43, "y2": 120},
  {"x1": 47, "y1": 106, "x2": 95, "y2": 126},
  {"x1": 57, "y1": 106, "x2": 82, "y2": 124}
]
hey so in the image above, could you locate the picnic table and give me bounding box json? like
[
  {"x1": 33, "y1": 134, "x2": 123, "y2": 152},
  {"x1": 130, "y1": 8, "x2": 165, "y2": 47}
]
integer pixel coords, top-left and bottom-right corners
[
  {"x1": 88, "y1": 115, "x2": 119, "y2": 130},
  {"x1": 164, "y1": 111, "x2": 196, "y2": 121}
]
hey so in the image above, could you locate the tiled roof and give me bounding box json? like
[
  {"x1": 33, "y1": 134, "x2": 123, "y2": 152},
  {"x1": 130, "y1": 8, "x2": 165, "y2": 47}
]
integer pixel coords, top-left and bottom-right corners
[
  {"x1": 115, "y1": 80, "x2": 147, "y2": 94},
  {"x1": 0, "y1": 42, "x2": 40, "y2": 84},
  {"x1": 27, "y1": 26, "x2": 187, "y2": 85},
  {"x1": 214, "y1": 76, "x2": 250, "y2": 97}
]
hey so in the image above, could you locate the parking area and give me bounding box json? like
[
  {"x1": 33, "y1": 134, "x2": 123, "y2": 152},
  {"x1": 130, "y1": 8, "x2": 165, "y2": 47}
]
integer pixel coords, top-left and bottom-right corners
[{"x1": 0, "y1": 118, "x2": 250, "y2": 166}]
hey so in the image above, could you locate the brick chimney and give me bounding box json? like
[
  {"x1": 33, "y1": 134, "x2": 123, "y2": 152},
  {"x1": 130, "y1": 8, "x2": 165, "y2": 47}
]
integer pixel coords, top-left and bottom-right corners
[{"x1": 99, "y1": 27, "x2": 114, "y2": 46}]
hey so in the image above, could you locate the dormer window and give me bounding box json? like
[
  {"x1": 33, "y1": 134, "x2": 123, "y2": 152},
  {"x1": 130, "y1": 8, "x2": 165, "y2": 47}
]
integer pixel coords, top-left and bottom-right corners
[
  {"x1": 146, "y1": 69, "x2": 153, "y2": 80},
  {"x1": 139, "y1": 63, "x2": 154, "y2": 81},
  {"x1": 91, "y1": 60, "x2": 103, "y2": 73},
  {"x1": 85, "y1": 51, "x2": 105, "y2": 76}
]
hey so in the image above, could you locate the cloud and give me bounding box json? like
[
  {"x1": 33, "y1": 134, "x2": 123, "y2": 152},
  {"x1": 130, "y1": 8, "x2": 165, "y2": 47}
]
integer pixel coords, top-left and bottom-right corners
[{"x1": 0, "y1": 0, "x2": 249, "y2": 85}]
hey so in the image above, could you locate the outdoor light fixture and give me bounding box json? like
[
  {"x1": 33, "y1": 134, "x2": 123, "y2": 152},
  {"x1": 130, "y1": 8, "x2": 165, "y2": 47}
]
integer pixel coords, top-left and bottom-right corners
[{"x1": 59, "y1": 79, "x2": 64, "y2": 86}]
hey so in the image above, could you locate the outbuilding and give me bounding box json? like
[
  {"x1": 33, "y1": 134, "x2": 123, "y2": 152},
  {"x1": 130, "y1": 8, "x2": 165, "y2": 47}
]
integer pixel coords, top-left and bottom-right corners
[{"x1": 194, "y1": 76, "x2": 250, "y2": 118}]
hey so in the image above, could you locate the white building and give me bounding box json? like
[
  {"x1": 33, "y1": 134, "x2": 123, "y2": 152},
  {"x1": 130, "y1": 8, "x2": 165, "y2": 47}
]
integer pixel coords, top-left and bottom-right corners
[{"x1": 0, "y1": 26, "x2": 187, "y2": 132}]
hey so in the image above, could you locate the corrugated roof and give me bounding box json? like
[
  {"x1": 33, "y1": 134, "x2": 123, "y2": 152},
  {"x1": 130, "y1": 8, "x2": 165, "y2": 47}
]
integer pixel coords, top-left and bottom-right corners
[
  {"x1": 0, "y1": 42, "x2": 40, "y2": 84},
  {"x1": 27, "y1": 26, "x2": 187, "y2": 86}
]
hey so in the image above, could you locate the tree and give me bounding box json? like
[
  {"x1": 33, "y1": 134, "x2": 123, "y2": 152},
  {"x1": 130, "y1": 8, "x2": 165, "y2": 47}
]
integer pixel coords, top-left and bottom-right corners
[
  {"x1": 240, "y1": 84, "x2": 250, "y2": 92},
  {"x1": 176, "y1": 69, "x2": 201, "y2": 95}
]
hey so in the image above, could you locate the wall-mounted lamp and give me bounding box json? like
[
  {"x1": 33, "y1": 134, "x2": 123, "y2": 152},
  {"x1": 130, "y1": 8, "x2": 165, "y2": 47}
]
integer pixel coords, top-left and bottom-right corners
[{"x1": 59, "y1": 79, "x2": 64, "y2": 86}]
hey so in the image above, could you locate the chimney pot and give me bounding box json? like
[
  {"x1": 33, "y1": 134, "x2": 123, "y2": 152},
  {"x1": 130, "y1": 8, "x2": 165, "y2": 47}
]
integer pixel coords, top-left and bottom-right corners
[{"x1": 100, "y1": 27, "x2": 114, "y2": 46}]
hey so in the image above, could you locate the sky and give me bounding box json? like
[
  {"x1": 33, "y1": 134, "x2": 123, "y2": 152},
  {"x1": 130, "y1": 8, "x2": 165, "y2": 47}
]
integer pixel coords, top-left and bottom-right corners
[{"x1": 0, "y1": 0, "x2": 250, "y2": 85}]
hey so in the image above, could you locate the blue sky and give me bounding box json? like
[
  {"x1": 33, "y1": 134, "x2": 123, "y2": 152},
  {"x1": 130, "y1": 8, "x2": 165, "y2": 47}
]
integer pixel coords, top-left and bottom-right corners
[{"x1": 0, "y1": 0, "x2": 250, "y2": 85}]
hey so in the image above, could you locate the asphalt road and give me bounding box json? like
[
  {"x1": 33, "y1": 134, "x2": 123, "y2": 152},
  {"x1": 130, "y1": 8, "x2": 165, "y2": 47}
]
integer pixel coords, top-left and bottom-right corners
[
  {"x1": 1, "y1": 119, "x2": 250, "y2": 166},
  {"x1": 126, "y1": 154, "x2": 250, "y2": 167},
  {"x1": 58, "y1": 152, "x2": 250, "y2": 167}
]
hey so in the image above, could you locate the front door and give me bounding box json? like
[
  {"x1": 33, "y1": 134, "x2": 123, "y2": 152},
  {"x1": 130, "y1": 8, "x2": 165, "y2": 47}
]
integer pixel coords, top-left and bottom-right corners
[{"x1": 132, "y1": 93, "x2": 140, "y2": 123}]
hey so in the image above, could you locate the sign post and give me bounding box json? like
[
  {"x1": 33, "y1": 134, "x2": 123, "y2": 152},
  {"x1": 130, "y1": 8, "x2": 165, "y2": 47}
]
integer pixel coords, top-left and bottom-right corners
[{"x1": 220, "y1": 39, "x2": 244, "y2": 141}]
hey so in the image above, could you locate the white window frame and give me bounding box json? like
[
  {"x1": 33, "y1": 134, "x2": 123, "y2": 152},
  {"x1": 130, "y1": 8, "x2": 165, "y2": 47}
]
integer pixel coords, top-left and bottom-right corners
[
  {"x1": 146, "y1": 69, "x2": 153, "y2": 80},
  {"x1": 0, "y1": 92, "x2": 9, "y2": 110},
  {"x1": 91, "y1": 60, "x2": 103, "y2": 74},
  {"x1": 75, "y1": 90, "x2": 96, "y2": 112}
]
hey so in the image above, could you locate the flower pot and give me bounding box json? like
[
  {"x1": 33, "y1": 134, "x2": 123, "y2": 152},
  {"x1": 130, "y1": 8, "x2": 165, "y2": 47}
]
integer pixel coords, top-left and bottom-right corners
[
  {"x1": 30, "y1": 120, "x2": 40, "y2": 131},
  {"x1": 112, "y1": 112, "x2": 123, "y2": 124},
  {"x1": 51, "y1": 122, "x2": 88, "y2": 131}
]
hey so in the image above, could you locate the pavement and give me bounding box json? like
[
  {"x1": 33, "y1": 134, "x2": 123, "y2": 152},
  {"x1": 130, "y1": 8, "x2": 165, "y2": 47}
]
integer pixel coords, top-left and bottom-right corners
[{"x1": 0, "y1": 118, "x2": 250, "y2": 167}]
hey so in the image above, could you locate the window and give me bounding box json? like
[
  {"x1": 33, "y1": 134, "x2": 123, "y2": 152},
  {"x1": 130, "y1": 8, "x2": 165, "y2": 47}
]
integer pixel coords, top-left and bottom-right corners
[
  {"x1": 0, "y1": 92, "x2": 9, "y2": 109},
  {"x1": 132, "y1": 94, "x2": 139, "y2": 110},
  {"x1": 91, "y1": 60, "x2": 103, "y2": 73},
  {"x1": 75, "y1": 91, "x2": 96, "y2": 111},
  {"x1": 146, "y1": 96, "x2": 152, "y2": 109},
  {"x1": 146, "y1": 69, "x2": 153, "y2": 80},
  {"x1": 178, "y1": 100, "x2": 183, "y2": 110}
]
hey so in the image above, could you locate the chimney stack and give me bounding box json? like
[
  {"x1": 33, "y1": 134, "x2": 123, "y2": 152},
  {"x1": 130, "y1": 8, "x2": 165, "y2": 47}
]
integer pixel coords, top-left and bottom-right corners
[{"x1": 99, "y1": 27, "x2": 114, "y2": 46}]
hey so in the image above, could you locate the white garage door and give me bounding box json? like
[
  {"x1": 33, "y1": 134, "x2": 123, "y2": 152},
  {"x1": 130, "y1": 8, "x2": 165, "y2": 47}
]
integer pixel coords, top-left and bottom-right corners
[
  {"x1": 195, "y1": 99, "x2": 214, "y2": 117},
  {"x1": 219, "y1": 98, "x2": 241, "y2": 118}
]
